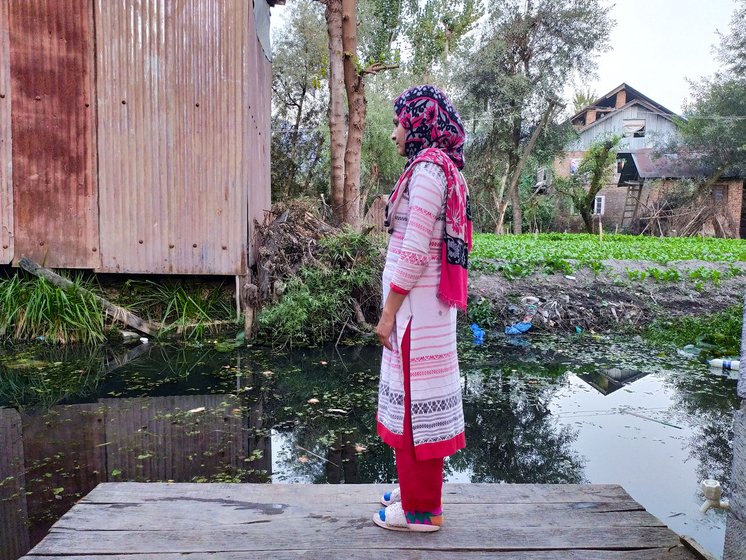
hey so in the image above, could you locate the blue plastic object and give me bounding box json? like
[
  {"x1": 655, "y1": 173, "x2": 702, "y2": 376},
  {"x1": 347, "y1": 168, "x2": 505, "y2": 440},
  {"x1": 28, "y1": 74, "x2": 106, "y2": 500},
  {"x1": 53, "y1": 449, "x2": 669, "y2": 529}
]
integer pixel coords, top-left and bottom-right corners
[
  {"x1": 470, "y1": 323, "x2": 485, "y2": 345},
  {"x1": 504, "y1": 322, "x2": 532, "y2": 335}
]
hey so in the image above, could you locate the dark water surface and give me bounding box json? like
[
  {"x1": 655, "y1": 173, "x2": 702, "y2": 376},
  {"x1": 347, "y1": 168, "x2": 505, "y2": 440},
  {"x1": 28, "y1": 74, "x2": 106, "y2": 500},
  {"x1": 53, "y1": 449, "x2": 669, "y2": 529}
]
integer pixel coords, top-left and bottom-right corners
[{"x1": 0, "y1": 333, "x2": 738, "y2": 559}]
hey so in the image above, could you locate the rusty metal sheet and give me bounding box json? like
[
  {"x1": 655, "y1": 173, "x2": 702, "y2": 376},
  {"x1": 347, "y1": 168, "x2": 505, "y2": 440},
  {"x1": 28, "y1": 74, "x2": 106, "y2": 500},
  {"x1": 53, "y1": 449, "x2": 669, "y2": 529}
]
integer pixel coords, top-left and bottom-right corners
[
  {"x1": 627, "y1": 149, "x2": 699, "y2": 179},
  {"x1": 8, "y1": 0, "x2": 99, "y2": 268},
  {"x1": 96, "y1": 0, "x2": 261, "y2": 275},
  {"x1": 247, "y1": 3, "x2": 272, "y2": 265},
  {"x1": 0, "y1": 0, "x2": 13, "y2": 264}
]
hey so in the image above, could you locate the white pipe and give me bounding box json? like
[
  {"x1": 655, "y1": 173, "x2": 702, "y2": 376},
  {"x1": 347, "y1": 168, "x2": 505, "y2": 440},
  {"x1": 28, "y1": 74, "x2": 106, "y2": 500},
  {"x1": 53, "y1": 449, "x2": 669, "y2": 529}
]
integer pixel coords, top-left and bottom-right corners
[{"x1": 700, "y1": 479, "x2": 730, "y2": 513}]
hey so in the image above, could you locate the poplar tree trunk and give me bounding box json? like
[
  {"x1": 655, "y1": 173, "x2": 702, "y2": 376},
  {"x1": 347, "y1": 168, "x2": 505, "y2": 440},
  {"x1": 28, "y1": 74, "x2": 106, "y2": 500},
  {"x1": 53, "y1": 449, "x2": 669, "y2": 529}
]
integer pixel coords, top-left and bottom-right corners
[
  {"x1": 324, "y1": 0, "x2": 346, "y2": 223},
  {"x1": 506, "y1": 101, "x2": 557, "y2": 234},
  {"x1": 492, "y1": 172, "x2": 509, "y2": 234},
  {"x1": 341, "y1": 0, "x2": 363, "y2": 229}
]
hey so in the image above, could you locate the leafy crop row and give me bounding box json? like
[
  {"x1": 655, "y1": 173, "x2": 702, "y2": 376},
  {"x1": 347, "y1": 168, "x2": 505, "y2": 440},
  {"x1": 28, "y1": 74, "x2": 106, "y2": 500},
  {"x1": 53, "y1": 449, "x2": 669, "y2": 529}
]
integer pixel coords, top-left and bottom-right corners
[{"x1": 471, "y1": 233, "x2": 746, "y2": 278}]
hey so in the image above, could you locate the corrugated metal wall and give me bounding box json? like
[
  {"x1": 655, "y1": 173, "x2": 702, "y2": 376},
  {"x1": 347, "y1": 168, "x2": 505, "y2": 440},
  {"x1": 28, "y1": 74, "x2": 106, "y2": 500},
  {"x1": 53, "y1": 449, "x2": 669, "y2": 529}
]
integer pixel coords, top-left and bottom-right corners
[
  {"x1": 0, "y1": 0, "x2": 14, "y2": 264},
  {"x1": 8, "y1": 0, "x2": 99, "y2": 269},
  {"x1": 95, "y1": 0, "x2": 252, "y2": 275},
  {"x1": 247, "y1": 1, "x2": 272, "y2": 262},
  {"x1": 0, "y1": 0, "x2": 272, "y2": 274}
]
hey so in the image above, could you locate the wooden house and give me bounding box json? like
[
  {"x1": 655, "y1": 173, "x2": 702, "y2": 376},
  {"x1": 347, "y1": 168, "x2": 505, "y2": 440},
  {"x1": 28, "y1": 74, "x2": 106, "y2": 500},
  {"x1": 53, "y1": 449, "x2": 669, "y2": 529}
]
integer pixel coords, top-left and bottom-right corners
[
  {"x1": 0, "y1": 0, "x2": 283, "y2": 277},
  {"x1": 549, "y1": 83, "x2": 745, "y2": 237}
]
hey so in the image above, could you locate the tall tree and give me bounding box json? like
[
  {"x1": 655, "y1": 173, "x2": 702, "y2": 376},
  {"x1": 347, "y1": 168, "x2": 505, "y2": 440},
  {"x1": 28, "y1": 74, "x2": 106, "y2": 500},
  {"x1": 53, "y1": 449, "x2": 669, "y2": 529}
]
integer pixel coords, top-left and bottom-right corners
[
  {"x1": 553, "y1": 136, "x2": 620, "y2": 233},
  {"x1": 677, "y1": 0, "x2": 746, "y2": 184},
  {"x1": 314, "y1": 0, "x2": 402, "y2": 227},
  {"x1": 462, "y1": 0, "x2": 613, "y2": 234},
  {"x1": 403, "y1": 0, "x2": 483, "y2": 78},
  {"x1": 271, "y1": 0, "x2": 329, "y2": 200},
  {"x1": 315, "y1": 0, "x2": 480, "y2": 227},
  {"x1": 715, "y1": 0, "x2": 746, "y2": 77}
]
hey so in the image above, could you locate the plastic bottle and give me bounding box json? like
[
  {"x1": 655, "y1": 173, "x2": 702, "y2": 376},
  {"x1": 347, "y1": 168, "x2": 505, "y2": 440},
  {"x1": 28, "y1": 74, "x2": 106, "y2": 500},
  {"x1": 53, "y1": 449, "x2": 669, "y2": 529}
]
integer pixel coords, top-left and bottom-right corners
[{"x1": 708, "y1": 358, "x2": 740, "y2": 371}]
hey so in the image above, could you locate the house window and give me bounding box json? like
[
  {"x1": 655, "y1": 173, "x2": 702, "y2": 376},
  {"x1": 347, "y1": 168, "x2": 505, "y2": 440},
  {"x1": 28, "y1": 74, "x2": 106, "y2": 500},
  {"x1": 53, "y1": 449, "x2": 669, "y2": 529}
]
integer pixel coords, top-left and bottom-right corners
[
  {"x1": 623, "y1": 119, "x2": 646, "y2": 138},
  {"x1": 593, "y1": 195, "x2": 605, "y2": 215},
  {"x1": 534, "y1": 167, "x2": 550, "y2": 193},
  {"x1": 712, "y1": 185, "x2": 726, "y2": 202}
]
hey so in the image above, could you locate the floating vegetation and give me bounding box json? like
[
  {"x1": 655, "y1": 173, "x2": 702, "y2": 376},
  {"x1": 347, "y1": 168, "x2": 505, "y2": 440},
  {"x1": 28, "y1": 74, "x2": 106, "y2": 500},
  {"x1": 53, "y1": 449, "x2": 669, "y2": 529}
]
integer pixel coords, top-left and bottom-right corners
[{"x1": 644, "y1": 304, "x2": 743, "y2": 359}]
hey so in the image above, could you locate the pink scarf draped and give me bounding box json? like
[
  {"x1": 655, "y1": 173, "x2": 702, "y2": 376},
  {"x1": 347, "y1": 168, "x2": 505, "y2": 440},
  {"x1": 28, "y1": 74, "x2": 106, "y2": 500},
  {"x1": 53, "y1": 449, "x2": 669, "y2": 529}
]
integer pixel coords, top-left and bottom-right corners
[{"x1": 385, "y1": 148, "x2": 472, "y2": 310}]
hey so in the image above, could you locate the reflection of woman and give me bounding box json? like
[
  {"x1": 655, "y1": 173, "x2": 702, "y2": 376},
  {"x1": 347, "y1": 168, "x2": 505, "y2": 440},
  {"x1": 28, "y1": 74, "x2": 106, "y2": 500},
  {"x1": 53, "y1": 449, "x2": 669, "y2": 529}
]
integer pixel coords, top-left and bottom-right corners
[{"x1": 373, "y1": 85, "x2": 471, "y2": 532}]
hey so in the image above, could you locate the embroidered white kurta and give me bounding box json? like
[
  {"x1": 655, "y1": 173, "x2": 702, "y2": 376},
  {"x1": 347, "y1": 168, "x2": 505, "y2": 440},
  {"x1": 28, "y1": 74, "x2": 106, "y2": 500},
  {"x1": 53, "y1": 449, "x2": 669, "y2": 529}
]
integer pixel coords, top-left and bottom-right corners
[{"x1": 377, "y1": 162, "x2": 466, "y2": 460}]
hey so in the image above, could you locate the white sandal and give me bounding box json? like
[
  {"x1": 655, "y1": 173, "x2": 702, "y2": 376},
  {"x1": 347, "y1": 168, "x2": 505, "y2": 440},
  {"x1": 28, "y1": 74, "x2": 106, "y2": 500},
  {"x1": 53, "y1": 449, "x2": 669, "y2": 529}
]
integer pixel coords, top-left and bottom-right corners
[
  {"x1": 372, "y1": 502, "x2": 442, "y2": 533},
  {"x1": 381, "y1": 487, "x2": 401, "y2": 506}
]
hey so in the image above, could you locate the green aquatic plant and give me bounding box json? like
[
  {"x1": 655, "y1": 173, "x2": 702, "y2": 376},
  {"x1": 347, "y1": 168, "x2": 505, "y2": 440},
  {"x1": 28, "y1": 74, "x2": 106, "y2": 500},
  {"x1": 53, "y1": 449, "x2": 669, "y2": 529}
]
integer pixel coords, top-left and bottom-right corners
[
  {"x1": 0, "y1": 273, "x2": 106, "y2": 344},
  {"x1": 120, "y1": 280, "x2": 236, "y2": 339},
  {"x1": 688, "y1": 266, "x2": 723, "y2": 285},
  {"x1": 647, "y1": 267, "x2": 681, "y2": 283},
  {"x1": 471, "y1": 233, "x2": 746, "y2": 279},
  {"x1": 644, "y1": 304, "x2": 742, "y2": 359}
]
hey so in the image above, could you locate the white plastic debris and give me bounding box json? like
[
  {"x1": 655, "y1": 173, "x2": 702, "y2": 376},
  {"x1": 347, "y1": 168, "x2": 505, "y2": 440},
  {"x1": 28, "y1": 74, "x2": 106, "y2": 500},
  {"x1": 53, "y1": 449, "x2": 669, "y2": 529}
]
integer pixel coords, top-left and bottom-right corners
[{"x1": 700, "y1": 479, "x2": 730, "y2": 513}]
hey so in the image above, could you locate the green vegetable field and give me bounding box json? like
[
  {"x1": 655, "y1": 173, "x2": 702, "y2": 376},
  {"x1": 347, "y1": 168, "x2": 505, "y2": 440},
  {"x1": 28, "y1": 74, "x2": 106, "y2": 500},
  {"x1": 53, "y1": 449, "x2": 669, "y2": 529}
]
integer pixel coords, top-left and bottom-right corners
[{"x1": 471, "y1": 233, "x2": 746, "y2": 278}]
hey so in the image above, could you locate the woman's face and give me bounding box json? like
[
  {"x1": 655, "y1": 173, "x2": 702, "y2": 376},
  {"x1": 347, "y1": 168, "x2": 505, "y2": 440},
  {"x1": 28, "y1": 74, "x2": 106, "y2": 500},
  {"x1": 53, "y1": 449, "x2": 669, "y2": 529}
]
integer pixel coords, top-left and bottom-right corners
[{"x1": 391, "y1": 116, "x2": 406, "y2": 157}]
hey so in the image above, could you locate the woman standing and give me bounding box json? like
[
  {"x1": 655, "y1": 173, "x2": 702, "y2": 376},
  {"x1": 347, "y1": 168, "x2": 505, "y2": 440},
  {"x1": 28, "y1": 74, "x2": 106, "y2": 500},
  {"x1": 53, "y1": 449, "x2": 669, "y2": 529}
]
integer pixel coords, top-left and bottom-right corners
[{"x1": 373, "y1": 85, "x2": 471, "y2": 533}]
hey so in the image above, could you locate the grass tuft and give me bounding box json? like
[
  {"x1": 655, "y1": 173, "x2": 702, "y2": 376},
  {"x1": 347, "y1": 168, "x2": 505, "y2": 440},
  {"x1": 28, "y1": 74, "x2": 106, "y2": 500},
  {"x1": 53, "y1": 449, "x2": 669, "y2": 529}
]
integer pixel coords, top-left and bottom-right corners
[
  {"x1": 0, "y1": 273, "x2": 106, "y2": 344},
  {"x1": 119, "y1": 280, "x2": 236, "y2": 339}
]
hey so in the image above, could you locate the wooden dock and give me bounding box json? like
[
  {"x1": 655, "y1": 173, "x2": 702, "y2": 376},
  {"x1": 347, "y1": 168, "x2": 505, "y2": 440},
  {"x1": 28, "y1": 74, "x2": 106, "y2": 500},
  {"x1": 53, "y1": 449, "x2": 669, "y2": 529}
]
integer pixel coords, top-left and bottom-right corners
[{"x1": 21, "y1": 482, "x2": 707, "y2": 559}]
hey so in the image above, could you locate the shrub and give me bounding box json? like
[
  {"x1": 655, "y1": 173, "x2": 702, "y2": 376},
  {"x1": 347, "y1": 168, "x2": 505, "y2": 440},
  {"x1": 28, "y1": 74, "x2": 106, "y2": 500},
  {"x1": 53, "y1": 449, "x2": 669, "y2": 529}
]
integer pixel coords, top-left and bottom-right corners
[{"x1": 255, "y1": 230, "x2": 384, "y2": 347}]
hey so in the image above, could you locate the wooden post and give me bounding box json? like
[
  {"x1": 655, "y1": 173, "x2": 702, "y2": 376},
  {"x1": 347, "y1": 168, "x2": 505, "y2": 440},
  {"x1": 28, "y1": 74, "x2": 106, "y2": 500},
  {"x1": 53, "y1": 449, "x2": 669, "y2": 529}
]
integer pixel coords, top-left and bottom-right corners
[
  {"x1": 724, "y1": 294, "x2": 746, "y2": 559},
  {"x1": 18, "y1": 257, "x2": 157, "y2": 336}
]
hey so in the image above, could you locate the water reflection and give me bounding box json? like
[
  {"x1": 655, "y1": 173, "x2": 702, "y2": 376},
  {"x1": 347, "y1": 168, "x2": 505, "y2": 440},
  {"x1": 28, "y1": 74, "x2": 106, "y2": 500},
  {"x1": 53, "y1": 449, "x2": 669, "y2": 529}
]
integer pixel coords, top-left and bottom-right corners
[
  {"x1": 0, "y1": 334, "x2": 739, "y2": 560},
  {"x1": 578, "y1": 367, "x2": 649, "y2": 395},
  {"x1": 456, "y1": 366, "x2": 585, "y2": 483}
]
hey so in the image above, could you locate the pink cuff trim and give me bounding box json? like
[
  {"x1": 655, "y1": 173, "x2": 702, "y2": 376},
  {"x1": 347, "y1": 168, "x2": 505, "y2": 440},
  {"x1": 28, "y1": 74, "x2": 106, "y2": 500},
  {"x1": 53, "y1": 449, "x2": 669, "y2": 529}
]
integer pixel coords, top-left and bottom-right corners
[
  {"x1": 389, "y1": 282, "x2": 410, "y2": 295},
  {"x1": 377, "y1": 420, "x2": 404, "y2": 449}
]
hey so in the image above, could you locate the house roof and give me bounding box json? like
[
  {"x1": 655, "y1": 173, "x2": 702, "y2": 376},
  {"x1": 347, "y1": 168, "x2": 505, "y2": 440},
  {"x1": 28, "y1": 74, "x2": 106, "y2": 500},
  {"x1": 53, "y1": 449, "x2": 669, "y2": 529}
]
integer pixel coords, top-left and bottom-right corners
[
  {"x1": 618, "y1": 149, "x2": 698, "y2": 181},
  {"x1": 571, "y1": 83, "x2": 676, "y2": 121},
  {"x1": 570, "y1": 83, "x2": 680, "y2": 133}
]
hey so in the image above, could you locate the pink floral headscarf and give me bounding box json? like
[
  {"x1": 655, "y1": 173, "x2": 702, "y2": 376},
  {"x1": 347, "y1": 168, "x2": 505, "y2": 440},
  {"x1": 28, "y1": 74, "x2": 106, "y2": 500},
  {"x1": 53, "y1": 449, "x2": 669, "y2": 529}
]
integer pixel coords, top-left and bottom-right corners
[
  {"x1": 386, "y1": 85, "x2": 472, "y2": 310},
  {"x1": 394, "y1": 84, "x2": 466, "y2": 170}
]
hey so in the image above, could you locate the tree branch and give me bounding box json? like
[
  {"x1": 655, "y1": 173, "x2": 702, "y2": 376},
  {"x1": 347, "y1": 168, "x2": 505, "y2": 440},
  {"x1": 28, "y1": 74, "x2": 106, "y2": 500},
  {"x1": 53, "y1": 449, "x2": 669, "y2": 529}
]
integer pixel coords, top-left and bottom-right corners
[{"x1": 361, "y1": 62, "x2": 399, "y2": 75}]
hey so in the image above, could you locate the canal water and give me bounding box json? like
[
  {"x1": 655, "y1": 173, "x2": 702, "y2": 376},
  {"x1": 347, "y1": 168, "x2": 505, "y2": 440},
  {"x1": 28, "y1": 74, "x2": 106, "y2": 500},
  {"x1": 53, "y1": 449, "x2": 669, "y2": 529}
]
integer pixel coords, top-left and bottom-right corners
[{"x1": 0, "y1": 333, "x2": 738, "y2": 559}]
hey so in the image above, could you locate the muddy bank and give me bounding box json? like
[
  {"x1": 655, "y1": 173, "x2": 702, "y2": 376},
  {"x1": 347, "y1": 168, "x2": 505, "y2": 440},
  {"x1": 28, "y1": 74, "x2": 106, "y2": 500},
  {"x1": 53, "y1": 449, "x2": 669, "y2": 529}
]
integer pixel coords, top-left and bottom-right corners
[{"x1": 471, "y1": 259, "x2": 746, "y2": 333}]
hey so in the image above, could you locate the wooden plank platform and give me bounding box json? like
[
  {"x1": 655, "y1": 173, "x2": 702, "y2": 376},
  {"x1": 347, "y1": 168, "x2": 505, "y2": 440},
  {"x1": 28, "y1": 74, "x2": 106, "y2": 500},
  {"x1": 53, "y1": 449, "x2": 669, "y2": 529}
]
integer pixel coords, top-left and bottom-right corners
[{"x1": 22, "y1": 483, "x2": 702, "y2": 559}]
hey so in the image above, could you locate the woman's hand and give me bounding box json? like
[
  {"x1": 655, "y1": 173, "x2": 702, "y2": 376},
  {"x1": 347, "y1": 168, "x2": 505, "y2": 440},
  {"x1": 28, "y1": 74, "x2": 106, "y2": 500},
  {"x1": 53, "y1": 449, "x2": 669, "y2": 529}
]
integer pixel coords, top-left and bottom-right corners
[{"x1": 376, "y1": 312, "x2": 395, "y2": 350}]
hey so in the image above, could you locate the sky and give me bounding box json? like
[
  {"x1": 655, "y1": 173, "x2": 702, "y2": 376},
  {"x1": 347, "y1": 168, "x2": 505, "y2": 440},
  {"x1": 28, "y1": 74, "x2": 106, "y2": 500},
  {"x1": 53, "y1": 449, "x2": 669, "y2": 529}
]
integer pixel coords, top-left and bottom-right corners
[
  {"x1": 269, "y1": 0, "x2": 738, "y2": 115},
  {"x1": 584, "y1": 0, "x2": 736, "y2": 114}
]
